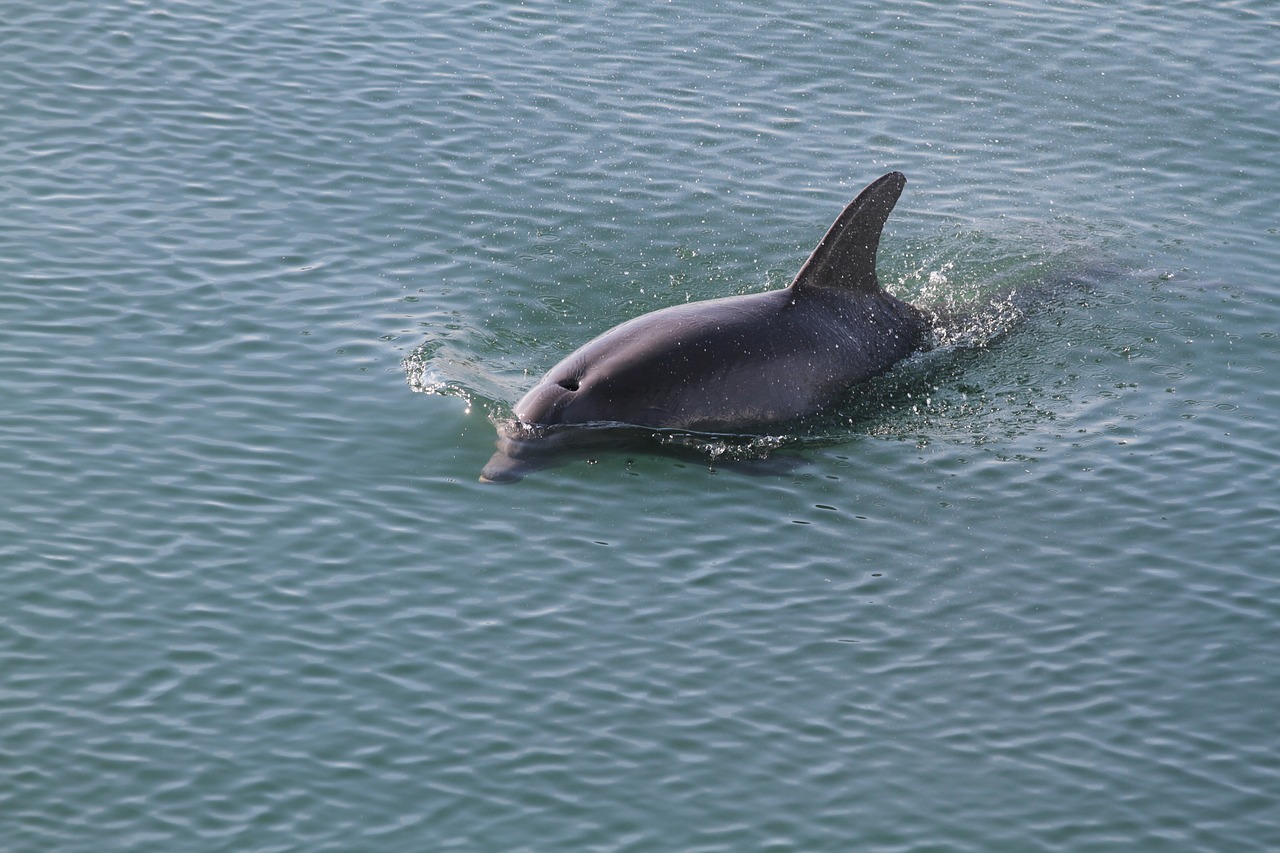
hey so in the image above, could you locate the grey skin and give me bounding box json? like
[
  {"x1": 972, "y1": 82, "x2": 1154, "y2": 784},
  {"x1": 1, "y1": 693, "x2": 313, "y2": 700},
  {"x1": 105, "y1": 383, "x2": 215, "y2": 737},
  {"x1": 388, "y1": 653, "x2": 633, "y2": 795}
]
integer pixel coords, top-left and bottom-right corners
[{"x1": 481, "y1": 171, "x2": 931, "y2": 483}]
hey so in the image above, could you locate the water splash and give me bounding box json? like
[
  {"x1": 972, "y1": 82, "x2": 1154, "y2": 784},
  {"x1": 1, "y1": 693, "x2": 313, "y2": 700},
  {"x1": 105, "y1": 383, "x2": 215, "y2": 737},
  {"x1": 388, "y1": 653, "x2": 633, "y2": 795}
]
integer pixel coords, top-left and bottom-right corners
[
  {"x1": 653, "y1": 429, "x2": 789, "y2": 462},
  {"x1": 402, "y1": 342, "x2": 475, "y2": 415}
]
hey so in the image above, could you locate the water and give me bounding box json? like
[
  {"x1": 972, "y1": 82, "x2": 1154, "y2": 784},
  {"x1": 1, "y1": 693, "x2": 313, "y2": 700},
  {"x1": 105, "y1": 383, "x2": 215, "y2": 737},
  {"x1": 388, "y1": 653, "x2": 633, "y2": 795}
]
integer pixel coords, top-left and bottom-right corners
[{"x1": 3, "y1": 1, "x2": 1277, "y2": 850}]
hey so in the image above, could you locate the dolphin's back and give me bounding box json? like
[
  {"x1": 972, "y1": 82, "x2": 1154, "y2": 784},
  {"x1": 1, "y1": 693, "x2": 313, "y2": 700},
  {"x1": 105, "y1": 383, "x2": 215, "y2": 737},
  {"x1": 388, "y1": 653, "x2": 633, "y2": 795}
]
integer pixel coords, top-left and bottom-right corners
[{"x1": 523, "y1": 282, "x2": 925, "y2": 432}]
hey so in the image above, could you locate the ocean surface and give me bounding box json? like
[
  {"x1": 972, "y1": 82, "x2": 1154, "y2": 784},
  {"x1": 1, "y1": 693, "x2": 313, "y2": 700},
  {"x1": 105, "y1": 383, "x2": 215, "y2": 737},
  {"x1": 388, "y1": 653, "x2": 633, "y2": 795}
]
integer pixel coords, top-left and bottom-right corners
[{"x1": 3, "y1": 1, "x2": 1278, "y2": 850}]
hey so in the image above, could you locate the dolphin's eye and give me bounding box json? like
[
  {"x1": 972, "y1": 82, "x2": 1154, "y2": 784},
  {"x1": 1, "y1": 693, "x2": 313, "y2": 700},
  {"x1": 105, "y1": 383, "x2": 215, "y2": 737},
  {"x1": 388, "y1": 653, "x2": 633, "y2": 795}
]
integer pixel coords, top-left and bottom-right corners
[{"x1": 557, "y1": 377, "x2": 580, "y2": 391}]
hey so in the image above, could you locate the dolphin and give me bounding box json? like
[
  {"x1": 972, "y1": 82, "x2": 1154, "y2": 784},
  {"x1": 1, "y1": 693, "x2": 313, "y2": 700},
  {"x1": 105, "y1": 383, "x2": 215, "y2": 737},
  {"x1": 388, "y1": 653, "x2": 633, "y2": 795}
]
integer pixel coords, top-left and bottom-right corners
[{"x1": 481, "y1": 171, "x2": 931, "y2": 483}]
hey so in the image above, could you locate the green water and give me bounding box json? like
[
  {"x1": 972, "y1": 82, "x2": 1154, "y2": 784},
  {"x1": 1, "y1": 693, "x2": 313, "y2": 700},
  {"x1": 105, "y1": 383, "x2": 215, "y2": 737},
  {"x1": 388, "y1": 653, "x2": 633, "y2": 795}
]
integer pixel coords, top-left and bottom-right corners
[{"x1": 3, "y1": 1, "x2": 1277, "y2": 850}]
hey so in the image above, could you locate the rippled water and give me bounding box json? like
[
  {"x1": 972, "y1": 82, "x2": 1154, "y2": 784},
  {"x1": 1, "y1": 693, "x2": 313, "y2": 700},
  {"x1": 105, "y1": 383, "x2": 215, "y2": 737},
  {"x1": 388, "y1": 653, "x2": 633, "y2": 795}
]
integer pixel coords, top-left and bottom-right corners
[{"x1": 3, "y1": 1, "x2": 1278, "y2": 851}]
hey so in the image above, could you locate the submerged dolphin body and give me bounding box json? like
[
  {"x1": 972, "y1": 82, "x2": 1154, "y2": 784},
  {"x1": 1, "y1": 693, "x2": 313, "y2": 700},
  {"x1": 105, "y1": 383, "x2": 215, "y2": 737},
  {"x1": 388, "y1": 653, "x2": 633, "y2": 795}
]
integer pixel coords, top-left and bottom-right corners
[{"x1": 481, "y1": 171, "x2": 930, "y2": 483}]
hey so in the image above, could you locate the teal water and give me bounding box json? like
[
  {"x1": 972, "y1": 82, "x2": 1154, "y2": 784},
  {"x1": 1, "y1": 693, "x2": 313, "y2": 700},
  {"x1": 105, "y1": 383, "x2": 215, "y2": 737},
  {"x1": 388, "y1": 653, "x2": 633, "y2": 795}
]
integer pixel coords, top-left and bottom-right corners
[{"x1": 3, "y1": 1, "x2": 1278, "y2": 850}]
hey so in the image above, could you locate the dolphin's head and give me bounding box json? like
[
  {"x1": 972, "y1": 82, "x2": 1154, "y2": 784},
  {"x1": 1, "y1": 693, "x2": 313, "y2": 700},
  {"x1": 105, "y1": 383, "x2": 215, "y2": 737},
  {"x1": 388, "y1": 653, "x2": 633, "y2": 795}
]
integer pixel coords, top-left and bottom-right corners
[
  {"x1": 512, "y1": 374, "x2": 581, "y2": 426},
  {"x1": 478, "y1": 356, "x2": 609, "y2": 482},
  {"x1": 480, "y1": 351, "x2": 663, "y2": 482},
  {"x1": 509, "y1": 352, "x2": 621, "y2": 428}
]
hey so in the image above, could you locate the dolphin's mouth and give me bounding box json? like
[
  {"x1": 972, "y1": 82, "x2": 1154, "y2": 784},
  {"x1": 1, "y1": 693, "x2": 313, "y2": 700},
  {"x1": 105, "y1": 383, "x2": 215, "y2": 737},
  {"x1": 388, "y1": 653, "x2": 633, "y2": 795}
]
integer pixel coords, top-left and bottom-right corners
[
  {"x1": 479, "y1": 419, "x2": 619, "y2": 484},
  {"x1": 480, "y1": 413, "x2": 796, "y2": 484},
  {"x1": 490, "y1": 415, "x2": 612, "y2": 450}
]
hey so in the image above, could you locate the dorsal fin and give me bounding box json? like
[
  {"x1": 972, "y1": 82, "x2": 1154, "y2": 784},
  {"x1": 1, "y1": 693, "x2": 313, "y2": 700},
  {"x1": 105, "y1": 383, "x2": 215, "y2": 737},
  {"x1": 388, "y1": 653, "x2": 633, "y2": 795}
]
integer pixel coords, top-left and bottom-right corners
[{"x1": 788, "y1": 171, "x2": 905, "y2": 296}]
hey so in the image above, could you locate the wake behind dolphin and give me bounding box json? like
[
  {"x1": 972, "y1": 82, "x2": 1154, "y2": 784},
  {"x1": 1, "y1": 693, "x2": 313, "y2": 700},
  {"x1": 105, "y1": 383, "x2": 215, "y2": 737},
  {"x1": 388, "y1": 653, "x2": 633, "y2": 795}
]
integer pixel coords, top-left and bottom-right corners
[{"x1": 481, "y1": 171, "x2": 930, "y2": 483}]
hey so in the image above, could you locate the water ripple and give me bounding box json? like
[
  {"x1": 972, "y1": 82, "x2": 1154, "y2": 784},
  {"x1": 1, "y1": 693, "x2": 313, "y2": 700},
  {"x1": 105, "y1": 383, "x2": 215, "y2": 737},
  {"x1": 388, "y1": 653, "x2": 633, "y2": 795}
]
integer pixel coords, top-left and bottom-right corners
[{"x1": 3, "y1": 1, "x2": 1279, "y2": 851}]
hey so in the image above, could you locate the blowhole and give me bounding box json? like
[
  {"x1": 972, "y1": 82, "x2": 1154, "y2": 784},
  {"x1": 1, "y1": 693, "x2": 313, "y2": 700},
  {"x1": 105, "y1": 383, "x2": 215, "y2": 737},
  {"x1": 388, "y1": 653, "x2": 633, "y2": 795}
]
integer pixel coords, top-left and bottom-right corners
[{"x1": 557, "y1": 377, "x2": 580, "y2": 392}]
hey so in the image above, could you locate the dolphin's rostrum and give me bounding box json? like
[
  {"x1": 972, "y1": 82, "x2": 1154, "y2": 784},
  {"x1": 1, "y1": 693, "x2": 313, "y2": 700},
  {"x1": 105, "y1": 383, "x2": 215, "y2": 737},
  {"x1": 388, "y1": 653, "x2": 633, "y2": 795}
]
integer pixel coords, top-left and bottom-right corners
[{"x1": 481, "y1": 171, "x2": 930, "y2": 483}]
